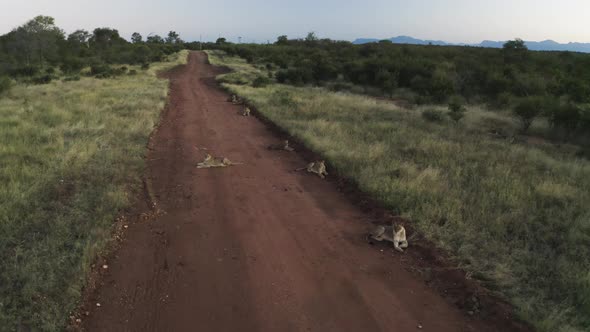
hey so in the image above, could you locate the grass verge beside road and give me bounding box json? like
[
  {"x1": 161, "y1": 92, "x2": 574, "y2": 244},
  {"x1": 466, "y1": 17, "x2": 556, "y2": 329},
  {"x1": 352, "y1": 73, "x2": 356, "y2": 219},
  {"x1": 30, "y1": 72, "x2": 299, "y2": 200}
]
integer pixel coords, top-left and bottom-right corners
[{"x1": 0, "y1": 50, "x2": 187, "y2": 330}]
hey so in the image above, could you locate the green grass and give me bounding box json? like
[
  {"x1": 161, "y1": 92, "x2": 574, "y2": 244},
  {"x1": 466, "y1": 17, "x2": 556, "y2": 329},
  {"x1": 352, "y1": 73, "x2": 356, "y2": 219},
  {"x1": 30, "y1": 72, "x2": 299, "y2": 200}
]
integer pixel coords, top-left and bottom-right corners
[
  {"x1": 207, "y1": 50, "x2": 590, "y2": 332},
  {"x1": 207, "y1": 50, "x2": 270, "y2": 85},
  {"x1": 0, "y1": 50, "x2": 187, "y2": 330}
]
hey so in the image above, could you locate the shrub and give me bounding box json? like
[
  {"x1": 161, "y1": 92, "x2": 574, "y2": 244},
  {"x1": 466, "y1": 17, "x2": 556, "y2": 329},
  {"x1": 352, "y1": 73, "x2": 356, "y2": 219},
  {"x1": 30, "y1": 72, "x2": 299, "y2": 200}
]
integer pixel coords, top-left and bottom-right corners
[
  {"x1": 94, "y1": 73, "x2": 111, "y2": 79},
  {"x1": 128, "y1": 69, "x2": 137, "y2": 75},
  {"x1": 422, "y1": 109, "x2": 445, "y2": 122},
  {"x1": 0, "y1": 76, "x2": 12, "y2": 94},
  {"x1": 548, "y1": 102, "x2": 581, "y2": 132},
  {"x1": 513, "y1": 97, "x2": 543, "y2": 133},
  {"x1": 90, "y1": 64, "x2": 111, "y2": 77},
  {"x1": 141, "y1": 63, "x2": 150, "y2": 70},
  {"x1": 489, "y1": 91, "x2": 515, "y2": 109},
  {"x1": 62, "y1": 76, "x2": 80, "y2": 82},
  {"x1": 271, "y1": 90, "x2": 296, "y2": 108},
  {"x1": 111, "y1": 67, "x2": 128, "y2": 76},
  {"x1": 447, "y1": 95, "x2": 466, "y2": 123},
  {"x1": 326, "y1": 81, "x2": 355, "y2": 92},
  {"x1": 11, "y1": 66, "x2": 39, "y2": 77},
  {"x1": 276, "y1": 67, "x2": 313, "y2": 86},
  {"x1": 32, "y1": 75, "x2": 53, "y2": 85},
  {"x1": 275, "y1": 70, "x2": 288, "y2": 83},
  {"x1": 60, "y1": 57, "x2": 85, "y2": 74},
  {"x1": 575, "y1": 147, "x2": 590, "y2": 160},
  {"x1": 252, "y1": 76, "x2": 271, "y2": 88}
]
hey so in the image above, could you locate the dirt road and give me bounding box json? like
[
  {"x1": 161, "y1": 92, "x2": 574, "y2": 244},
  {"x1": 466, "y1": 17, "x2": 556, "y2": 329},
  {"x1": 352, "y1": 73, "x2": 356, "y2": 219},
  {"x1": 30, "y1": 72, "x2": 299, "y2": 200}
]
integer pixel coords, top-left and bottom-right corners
[{"x1": 81, "y1": 52, "x2": 506, "y2": 332}]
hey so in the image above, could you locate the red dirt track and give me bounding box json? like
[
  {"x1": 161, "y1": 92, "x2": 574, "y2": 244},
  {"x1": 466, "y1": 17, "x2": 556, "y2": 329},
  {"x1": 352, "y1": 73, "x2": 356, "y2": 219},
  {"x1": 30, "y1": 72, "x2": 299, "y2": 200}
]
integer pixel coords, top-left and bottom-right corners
[{"x1": 81, "y1": 52, "x2": 518, "y2": 332}]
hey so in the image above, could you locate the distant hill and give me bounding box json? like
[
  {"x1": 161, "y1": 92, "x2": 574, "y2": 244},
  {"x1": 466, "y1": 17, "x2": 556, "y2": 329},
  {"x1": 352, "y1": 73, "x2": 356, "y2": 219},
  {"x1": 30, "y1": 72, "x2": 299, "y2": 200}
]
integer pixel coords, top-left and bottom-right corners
[{"x1": 352, "y1": 36, "x2": 590, "y2": 53}]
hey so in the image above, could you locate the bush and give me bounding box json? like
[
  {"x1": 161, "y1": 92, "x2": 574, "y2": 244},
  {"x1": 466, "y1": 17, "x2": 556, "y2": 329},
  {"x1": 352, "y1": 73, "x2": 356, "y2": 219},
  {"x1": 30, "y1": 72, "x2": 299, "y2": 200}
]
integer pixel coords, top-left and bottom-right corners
[
  {"x1": 128, "y1": 69, "x2": 137, "y2": 75},
  {"x1": 575, "y1": 147, "x2": 590, "y2": 160},
  {"x1": 489, "y1": 91, "x2": 515, "y2": 109},
  {"x1": 32, "y1": 75, "x2": 53, "y2": 85},
  {"x1": 60, "y1": 57, "x2": 85, "y2": 74},
  {"x1": 276, "y1": 67, "x2": 313, "y2": 86},
  {"x1": 548, "y1": 101, "x2": 581, "y2": 133},
  {"x1": 326, "y1": 81, "x2": 355, "y2": 93},
  {"x1": 447, "y1": 95, "x2": 466, "y2": 123},
  {"x1": 11, "y1": 66, "x2": 39, "y2": 77},
  {"x1": 513, "y1": 97, "x2": 543, "y2": 133},
  {"x1": 0, "y1": 76, "x2": 12, "y2": 94},
  {"x1": 422, "y1": 109, "x2": 445, "y2": 122},
  {"x1": 62, "y1": 76, "x2": 80, "y2": 82},
  {"x1": 111, "y1": 67, "x2": 128, "y2": 76},
  {"x1": 271, "y1": 90, "x2": 296, "y2": 108},
  {"x1": 252, "y1": 76, "x2": 271, "y2": 88},
  {"x1": 94, "y1": 73, "x2": 111, "y2": 79},
  {"x1": 90, "y1": 64, "x2": 111, "y2": 77},
  {"x1": 141, "y1": 63, "x2": 150, "y2": 70}
]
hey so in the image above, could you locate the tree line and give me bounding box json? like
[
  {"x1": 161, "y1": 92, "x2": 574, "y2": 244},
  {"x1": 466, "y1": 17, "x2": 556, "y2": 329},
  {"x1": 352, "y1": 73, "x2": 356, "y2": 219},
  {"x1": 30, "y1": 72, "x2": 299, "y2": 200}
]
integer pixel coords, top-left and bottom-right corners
[
  {"x1": 211, "y1": 34, "x2": 590, "y2": 138},
  {"x1": 0, "y1": 16, "x2": 187, "y2": 89}
]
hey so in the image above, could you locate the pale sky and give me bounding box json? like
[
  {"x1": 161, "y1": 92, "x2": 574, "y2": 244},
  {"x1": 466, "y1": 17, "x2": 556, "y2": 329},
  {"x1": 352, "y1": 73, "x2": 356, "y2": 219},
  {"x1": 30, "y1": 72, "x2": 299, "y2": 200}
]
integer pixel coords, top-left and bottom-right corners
[{"x1": 1, "y1": 0, "x2": 589, "y2": 43}]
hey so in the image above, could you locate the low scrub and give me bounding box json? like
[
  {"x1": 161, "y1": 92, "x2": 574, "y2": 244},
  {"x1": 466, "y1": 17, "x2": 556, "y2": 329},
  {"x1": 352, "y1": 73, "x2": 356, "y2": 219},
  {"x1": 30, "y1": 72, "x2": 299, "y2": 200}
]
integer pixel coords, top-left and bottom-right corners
[
  {"x1": 421, "y1": 109, "x2": 445, "y2": 122},
  {"x1": 0, "y1": 76, "x2": 11, "y2": 94}
]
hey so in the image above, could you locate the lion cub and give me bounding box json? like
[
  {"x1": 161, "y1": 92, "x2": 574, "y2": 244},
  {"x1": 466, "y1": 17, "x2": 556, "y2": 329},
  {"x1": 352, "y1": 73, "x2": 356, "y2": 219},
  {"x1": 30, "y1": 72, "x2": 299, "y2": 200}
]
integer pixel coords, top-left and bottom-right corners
[
  {"x1": 196, "y1": 154, "x2": 242, "y2": 168},
  {"x1": 368, "y1": 223, "x2": 408, "y2": 252},
  {"x1": 296, "y1": 161, "x2": 328, "y2": 178},
  {"x1": 267, "y1": 140, "x2": 294, "y2": 152},
  {"x1": 241, "y1": 107, "x2": 251, "y2": 116}
]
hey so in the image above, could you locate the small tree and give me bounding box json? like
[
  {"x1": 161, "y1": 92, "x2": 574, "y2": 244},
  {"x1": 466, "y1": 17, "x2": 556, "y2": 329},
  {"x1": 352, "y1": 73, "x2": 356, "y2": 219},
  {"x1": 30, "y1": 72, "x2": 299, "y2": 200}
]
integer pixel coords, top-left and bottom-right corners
[
  {"x1": 305, "y1": 32, "x2": 318, "y2": 46},
  {"x1": 166, "y1": 31, "x2": 182, "y2": 44},
  {"x1": 447, "y1": 96, "x2": 466, "y2": 123},
  {"x1": 276, "y1": 35, "x2": 288, "y2": 45},
  {"x1": 60, "y1": 57, "x2": 85, "y2": 74},
  {"x1": 131, "y1": 32, "x2": 142, "y2": 43},
  {"x1": 146, "y1": 34, "x2": 164, "y2": 44},
  {"x1": 375, "y1": 68, "x2": 397, "y2": 97},
  {"x1": 503, "y1": 38, "x2": 529, "y2": 64},
  {"x1": 13, "y1": 16, "x2": 64, "y2": 66},
  {"x1": 0, "y1": 76, "x2": 12, "y2": 94},
  {"x1": 215, "y1": 37, "x2": 227, "y2": 45},
  {"x1": 67, "y1": 29, "x2": 90, "y2": 44},
  {"x1": 513, "y1": 97, "x2": 542, "y2": 133}
]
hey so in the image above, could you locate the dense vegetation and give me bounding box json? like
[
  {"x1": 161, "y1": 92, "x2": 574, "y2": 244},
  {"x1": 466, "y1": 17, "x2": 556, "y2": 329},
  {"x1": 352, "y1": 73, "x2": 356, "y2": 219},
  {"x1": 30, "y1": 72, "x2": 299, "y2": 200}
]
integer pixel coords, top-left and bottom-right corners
[
  {"x1": 0, "y1": 16, "x2": 189, "y2": 330},
  {"x1": 210, "y1": 35, "x2": 590, "y2": 141},
  {"x1": 0, "y1": 16, "x2": 186, "y2": 90},
  {"x1": 208, "y1": 50, "x2": 590, "y2": 332}
]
